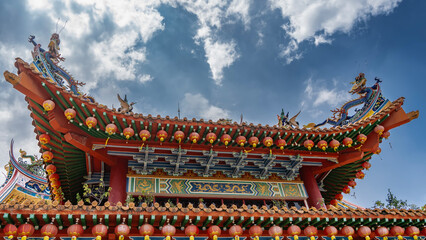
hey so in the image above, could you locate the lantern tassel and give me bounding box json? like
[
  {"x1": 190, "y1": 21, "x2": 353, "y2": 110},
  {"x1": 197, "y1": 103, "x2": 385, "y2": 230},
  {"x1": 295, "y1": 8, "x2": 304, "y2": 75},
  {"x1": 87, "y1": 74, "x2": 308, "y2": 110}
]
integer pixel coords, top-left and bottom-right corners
[
  {"x1": 119, "y1": 235, "x2": 124, "y2": 240},
  {"x1": 365, "y1": 236, "x2": 370, "y2": 240},
  {"x1": 72, "y1": 236, "x2": 77, "y2": 240},
  {"x1": 96, "y1": 235, "x2": 102, "y2": 240},
  {"x1": 166, "y1": 236, "x2": 171, "y2": 240},
  {"x1": 384, "y1": 237, "x2": 388, "y2": 240},
  {"x1": 139, "y1": 143, "x2": 145, "y2": 151},
  {"x1": 213, "y1": 235, "x2": 218, "y2": 240},
  {"x1": 105, "y1": 137, "x2": 110, "y2": 146},
  {"x1": 8, "y1": 235, "x2": 13, "y2": 239},
  {"x1": 348, "y1": 236, "x2": 353, "y2": 240},
  {"x1": 310, "y1": 236, "x2": 315, "y2": 240},
  {"x1": 235, "y1": 236, "x2": 240, "y2": 240},
  {"x1": 145, "y1": 235, "x2": 150, "y2": 240},
  {"x1": 254, "y1": 236, "x2": 259, "y2": 240},
  {"x1": 190, "y1": 236, "x2": 194, "y2": 240},
  {"x1": 398, "y1": 236, "x2": 403, "y2": 240},
  {"x1": 22, "y1": 236, "x2": 27, "y2": 240},
  {"x1": 331, "y1": 236, "x2": 336, "y2": 240},
  {"x1": 275, "y1": 236, "x2": 280, "y2": 240},
  {"x1": 44, "y1": 236, "x2": 49, "y2": 240},
  {"x1": 294, "y1": 235, "x2": 299, "y2": 240},
  {"x1": 414, "y1": 236, "x2": 418, "y2": 240}
]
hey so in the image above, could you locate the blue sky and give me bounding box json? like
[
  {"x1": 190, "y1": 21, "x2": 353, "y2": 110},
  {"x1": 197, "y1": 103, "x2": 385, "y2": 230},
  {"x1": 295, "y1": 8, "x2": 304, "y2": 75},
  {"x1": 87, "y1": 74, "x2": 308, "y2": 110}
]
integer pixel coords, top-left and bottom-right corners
[{"x1": 0, "y1": 0, "x2": 424, "y2": 207}]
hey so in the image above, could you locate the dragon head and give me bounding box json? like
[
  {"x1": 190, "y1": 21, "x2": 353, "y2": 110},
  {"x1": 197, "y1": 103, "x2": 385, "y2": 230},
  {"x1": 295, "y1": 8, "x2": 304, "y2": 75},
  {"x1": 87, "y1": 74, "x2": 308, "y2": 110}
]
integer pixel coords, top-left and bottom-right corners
[{"x1": 349, "y1": 72, "x2": 367, "y2": 94}]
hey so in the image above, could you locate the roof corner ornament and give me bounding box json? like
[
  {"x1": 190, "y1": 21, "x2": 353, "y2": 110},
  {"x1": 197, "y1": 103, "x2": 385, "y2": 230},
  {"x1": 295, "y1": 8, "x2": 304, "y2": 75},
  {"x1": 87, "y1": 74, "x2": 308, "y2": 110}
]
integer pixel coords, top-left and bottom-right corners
[{"x1": 304, "y1": 73, "x2": 390, "y2": 129}]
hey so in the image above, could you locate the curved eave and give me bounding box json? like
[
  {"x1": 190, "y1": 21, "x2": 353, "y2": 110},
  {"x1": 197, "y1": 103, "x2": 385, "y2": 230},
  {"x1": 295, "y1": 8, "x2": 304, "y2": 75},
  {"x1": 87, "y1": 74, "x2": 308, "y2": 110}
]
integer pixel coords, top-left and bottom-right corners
[{"x1": 9, "y1": 140, "x2": 47, "y2": 183}]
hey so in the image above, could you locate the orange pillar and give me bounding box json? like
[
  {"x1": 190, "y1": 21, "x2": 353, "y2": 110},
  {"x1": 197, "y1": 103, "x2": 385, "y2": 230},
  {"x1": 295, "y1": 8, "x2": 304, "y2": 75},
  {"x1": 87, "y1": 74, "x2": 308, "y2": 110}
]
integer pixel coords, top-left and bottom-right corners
[
  {"x1": 300, "y1": 166, "x2": 325, "y2": 209},
  {"x1": 108, "y1": 159, "x2": 128, "y2": 204}
]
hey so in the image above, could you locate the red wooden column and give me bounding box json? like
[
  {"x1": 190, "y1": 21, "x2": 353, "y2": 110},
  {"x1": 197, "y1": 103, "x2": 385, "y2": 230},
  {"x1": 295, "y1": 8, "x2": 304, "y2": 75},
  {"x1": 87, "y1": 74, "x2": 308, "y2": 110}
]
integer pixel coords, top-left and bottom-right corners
[
  {"x1": 108, "y1": 159, "x2": 128, "y2": 204},
  {"x1": 300, "y1": 166, "x2": 326, "y2": 209}
]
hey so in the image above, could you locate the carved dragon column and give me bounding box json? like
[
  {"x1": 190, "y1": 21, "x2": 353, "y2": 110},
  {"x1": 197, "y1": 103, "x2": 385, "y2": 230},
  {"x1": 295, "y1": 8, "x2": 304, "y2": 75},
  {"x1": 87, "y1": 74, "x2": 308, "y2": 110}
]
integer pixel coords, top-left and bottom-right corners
[
  {"x1": 299, "y1": 166, "x2": 326, "y2": 209},
  {"x1": 108, "y1": 159, "x2": 128, "y2": 204}
]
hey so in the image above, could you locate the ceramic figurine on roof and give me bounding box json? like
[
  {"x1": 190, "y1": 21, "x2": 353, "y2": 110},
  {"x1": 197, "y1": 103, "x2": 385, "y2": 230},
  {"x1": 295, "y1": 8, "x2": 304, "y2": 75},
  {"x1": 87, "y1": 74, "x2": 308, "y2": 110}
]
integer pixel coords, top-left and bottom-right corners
[
  {"x1": 305, "y1": 73, "x2": 390, "y2": 129},
  {"x1": 28, "y1": 32, "x2": 86, "y2": 96},
  {"x1": 277, "y1": 109, "x2": 301, "y2": 128},
  {"x1": 117, "y1": 94, "x2": 136, "y2": 113}
]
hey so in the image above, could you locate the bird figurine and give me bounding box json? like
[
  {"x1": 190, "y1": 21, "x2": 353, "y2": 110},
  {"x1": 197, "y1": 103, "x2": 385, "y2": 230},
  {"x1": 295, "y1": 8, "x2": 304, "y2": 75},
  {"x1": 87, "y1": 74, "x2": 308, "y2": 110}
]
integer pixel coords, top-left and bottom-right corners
[{"x1": 117, "y1": 94, "x2": 136, "y2": 113}]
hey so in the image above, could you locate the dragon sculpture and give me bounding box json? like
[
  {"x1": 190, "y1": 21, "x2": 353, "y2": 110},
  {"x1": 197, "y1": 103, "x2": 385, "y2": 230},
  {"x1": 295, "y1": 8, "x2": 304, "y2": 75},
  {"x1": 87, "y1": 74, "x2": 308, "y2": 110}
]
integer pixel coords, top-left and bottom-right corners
[
  {"x1": 304, "y1": 73, "x2": 390, "y2": 129},
  {"x1": 28, "y1": 33, "x2": 93, "y2": 102}
]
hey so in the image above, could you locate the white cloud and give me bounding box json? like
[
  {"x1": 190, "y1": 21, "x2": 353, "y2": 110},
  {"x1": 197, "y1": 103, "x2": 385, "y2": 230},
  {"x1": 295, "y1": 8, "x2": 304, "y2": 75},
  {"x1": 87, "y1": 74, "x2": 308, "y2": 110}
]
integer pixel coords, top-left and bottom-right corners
[
  {"x1": 270, "y1": 0, "x2": 402, "y2": 63},
  {"x1": 203, "y1": 38, "x2": 239, "y2": 85},
  {"x1": 181, "y1": 93, "x2": 230, "y2": 121},
  {"x1": 226, "y1": 0, "x2": 251, "y2": 27},
  {"x1": 139, "y1": 74, "x2": 153, "y2": 84}
]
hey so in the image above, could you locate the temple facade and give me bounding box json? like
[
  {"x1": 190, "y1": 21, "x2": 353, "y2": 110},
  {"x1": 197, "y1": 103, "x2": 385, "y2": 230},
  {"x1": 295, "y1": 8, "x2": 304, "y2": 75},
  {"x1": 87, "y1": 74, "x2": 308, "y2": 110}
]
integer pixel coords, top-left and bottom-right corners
[{"x1": 0, "y1": 33, "x2": 424, "y2": 240}]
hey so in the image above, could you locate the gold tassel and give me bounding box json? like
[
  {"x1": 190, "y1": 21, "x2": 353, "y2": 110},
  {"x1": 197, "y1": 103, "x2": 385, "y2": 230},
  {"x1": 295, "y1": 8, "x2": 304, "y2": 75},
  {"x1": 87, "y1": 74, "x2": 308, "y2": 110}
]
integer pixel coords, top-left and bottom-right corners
[
  {"x1": 398, "y1": 236, "x2": 403, "y2": 240},
  {"x1": 254, "y1": 236, "x2": 259, "y2": 240},
  {"x1": 166, "y1": 236, "x2": 171, "y2": 240},
  {"x1": 295, "y1": 235, "x2": 299, "y2": 240},
  {"x1": 139, "y1": 143, "x2": 145, "y2": 151},
  {"x1": 145, "y1": 235, "x2": 150, "y2": 240},
  {"x1": 44, "y1": 236, "x2": 50, "y2": 240},
  {"x1": 22, "y1": 236, "x2": 27, "y2": 240},
  {"x1": 190, "y1": 236, "x2": 194, "y2": 240},
  {"x1": 383, "y1": 237, "x2": 388, "y2": 240},
  {"x1": 214, "y1": 235, "x2": 218, "y2": 240},
  {"x1": 8, "y1": 235, "x2": 13, "y2": 239},
  {"x1": 414, "y1": 236, "x2": 418, "y2": 240},
  {"x1": 72, "y1": 236, "x2": 77, "y2": 240},
  {"x1": 119, "y1": 235, "x2": 124, "y2": 240},
  {"x1": 348, "y1": 236, "x2": 353, "y2": 240},
  {"x1": 365, "y1": 236, "x2": 370, "y2": 240},
  {"x1": 311, "y1": 236, "x2": 315, "y2": 240},
  {"x1": 275, "y1": 236, "x2": 280, "y2": 240},
  {"x1": 96, "y1": 235, "x2": 102, "y2": 240},
  {"x1": 331, "y1": 236, "x2": 335, "y2": 240},
  {"x1": 235, "y1": 236, "x2": 240, "y2": 240},
  {"x1": 105, "y1": 137, "x2": 110, "y2": 146}
]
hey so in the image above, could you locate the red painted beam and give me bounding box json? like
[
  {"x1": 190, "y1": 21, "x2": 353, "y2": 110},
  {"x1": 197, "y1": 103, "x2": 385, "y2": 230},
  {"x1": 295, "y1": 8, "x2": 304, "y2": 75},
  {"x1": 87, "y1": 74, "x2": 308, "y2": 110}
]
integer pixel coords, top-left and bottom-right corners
[
  {"x1": 300, "y1": 166, "x2": 326, "y2": 209},
  {"x1": 108, "y1": 159, "x2": 128, "y2": 204}
]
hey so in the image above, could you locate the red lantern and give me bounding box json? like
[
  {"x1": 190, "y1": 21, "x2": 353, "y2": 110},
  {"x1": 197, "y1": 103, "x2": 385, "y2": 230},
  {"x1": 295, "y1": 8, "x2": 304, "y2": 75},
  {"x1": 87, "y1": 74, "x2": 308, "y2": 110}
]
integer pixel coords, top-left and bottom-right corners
[
  {"x1": 43, "y1": 100, "x2": 55, "y2": 111},
  {"x1": 105, "y1": 123, "x2": 117, "y2": 135},
  {"x1": 406, "y1": 226, "x2": 420, "y2": 240},
  {"x1": 358, "y1": 226, "x2": 372, "y2": 240},
  {"x1": 287, "y1": 225, "x2": 301, "y2": 240},
  {"x1": 390, "y1": 226, "x2": 404, "y2": 240},
  {"x1": 249, "y1": 136, "x2": 259, "y2": 148},
  {"x1": 374, "y1": 125, "x2": 385, "y2": 136},
  {"x1": 342, "y1": 137, "x2": 353, "y2": 147},
  {"x1": 357, "y1": 134, "x2": 367, "y2": 144},
  {"x1": 189, "y1": 132, "x2": 200, "y2": 143},
  {"x1": 304, "y1": 139, "x2": 314, "y2": 150},
  {"x1": 329, "y1": 139, "x2": 340, "y2": 151},
  {"x1": 42, "y1": 151, "x2": 54, "y2": 163},
  {"x1": 86, "y1": 116, "x2": 98, "y2": 129},
  {"x1": 335, "y1": 193, "x2": 343, "y2": 201},
  {"x1": 207, "y1": 225, "x2": 221, "y2": 240},
  {"x1": 317, "y1": 140, "x2": 327, "y2": 151},
  {"x1": 376, "y1": 227, "x2": 389, "y2": 240},
  {"x1": 342, "y1": 186, "x2": 350, "y2": 194},
  {"x1": 4, "y1": 224, "x2": 17, "y2": 239},
  {"x1": 221, "y1": 134, "x2": 232, "y2": 146},
  {"x1": 304, "y1": 226, "x2": 318, "y2": 240},
  {"x1": 92, "y1": 224, "x2": 108, "y2": 240},
  {"x1": 41, "y1": 223, "x2": 59, "y2": 240},
  {"x1": 18, "y1": 223, "x2": 35, "y2": 240},
  {"x1": 185, "y1": 224, "x2": 199, "y2": 240},
  {"x1": 276, "y1": 138, "x2": 286, "y2": 150},
  {"x1": 206, "y1": 132, "x2": 217, "y2": 144},
  {"x1": 115, "y1": 224, "x2": 130, "y2": 240},
  {"x1": 174, "y1": 130, "x2": 185, "y2": 143},
  {"x1": 356, "y1": 171, "x2": 365, "y2": 179},
  {"x1": 341, "y1": 226, "x2": 355, "y2": 240},
  {"x1": 263, "y1": 137, "x2": 273, "y2": 147},
  {"x1": 382, "y1": 131, "x2": 390, "y2": 139},
  {"x1": 157, "y1": 129, "x2": 168, "y2": 142},
  {"x1": 324, "y1": 226, "x2": 338, "y2": 240},
  {"x1": 39, "y1": 133, "x2": 51, "y2": 145},
  {"x1": 236, "y1": 136, "x2": 247, "y2": 146},
  {"x1": 362, "y1": 161, "x2": 371, "y2": 170},
  {"x1": 348, "y1": 180, "x2": 357, "y2": 188},
  {"x1": 249, "y1": 225, "x2": 263, "y2": 240},
  {"x1": 269, "y1": 225, "x2": 283, "y2": 240},
  {"x1": 64, "y1": 108, "x2": 76, "y2": 120},
  {"x1": 67, "y1": 224, "x2": 84, "y2": 240},
  {"x1": 139, "y1": 129, "x2": 151, "y2": 141},
  {"x1": 49, "y1": 173, "x2": 59, "y2": 182},
  {"x1": 123, "y1": 127, "x2": 135, "y2": 139},
  {"x1": 229, "y1": 225, "x2": 243, "y2": 240},
  {"x1": 51, "y1": 180, "x2": 61, "y2": 189},
  {"x1": 162, "y1": 224, "x2": 176, "y2": 240},
  {"x1": 139, "y1": 223, "x2": 155, "y2": 240},
  {"x1": 46, "y1": 164, "x2": 56, "y2": 175},
  {"x1": 330, "y1": 199, "x2": 338, "y2": 206}
]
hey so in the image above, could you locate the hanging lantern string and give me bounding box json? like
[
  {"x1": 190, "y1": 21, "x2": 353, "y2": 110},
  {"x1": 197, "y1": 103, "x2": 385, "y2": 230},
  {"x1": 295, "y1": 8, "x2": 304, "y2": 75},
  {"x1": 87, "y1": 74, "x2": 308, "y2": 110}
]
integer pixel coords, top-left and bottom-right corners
[{"x1": 104, "y1": 137, "x2": 110, "y2": 146}]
